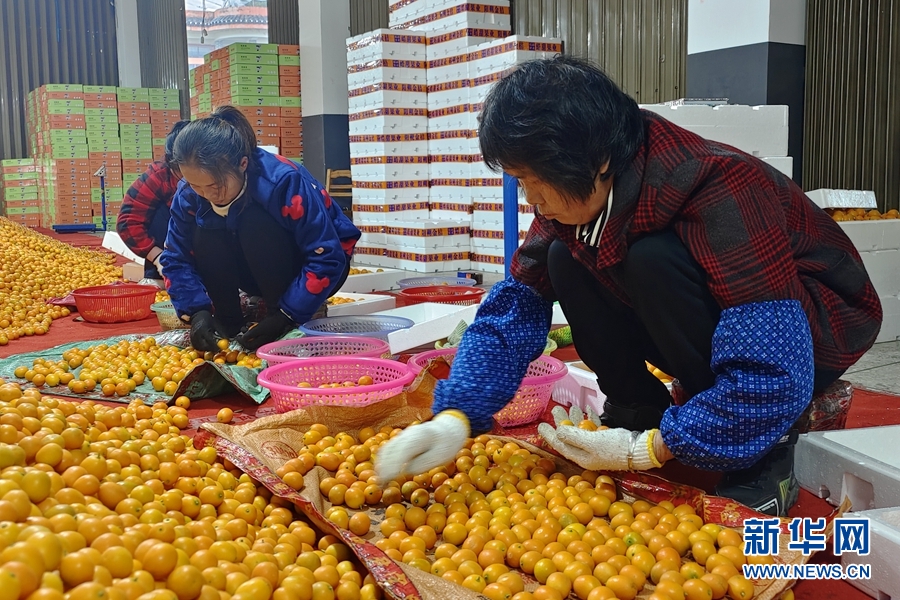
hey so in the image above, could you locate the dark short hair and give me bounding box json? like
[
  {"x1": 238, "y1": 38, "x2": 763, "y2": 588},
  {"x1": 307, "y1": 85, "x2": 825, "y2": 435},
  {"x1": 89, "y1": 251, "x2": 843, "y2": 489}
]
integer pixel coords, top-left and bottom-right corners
[
  {"x1": 163, "y1": 120, "x2": 190, "y2": 166},
  {"x1": 172, "y1": 105, "x2": 258, "y2": 185},
  {"x1": 479, "y1": 55, "x2": 645, "y2": 202}
]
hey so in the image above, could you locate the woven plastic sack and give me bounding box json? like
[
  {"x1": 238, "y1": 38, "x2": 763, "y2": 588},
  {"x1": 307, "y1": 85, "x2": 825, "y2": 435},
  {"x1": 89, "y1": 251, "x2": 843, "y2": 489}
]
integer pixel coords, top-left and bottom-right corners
[
  {"x1": 795, "y1": 379, "x2": 854, "y2": 433},
  {"x1": 199, "y1": 363, "x2": 837, "y2": 600}
]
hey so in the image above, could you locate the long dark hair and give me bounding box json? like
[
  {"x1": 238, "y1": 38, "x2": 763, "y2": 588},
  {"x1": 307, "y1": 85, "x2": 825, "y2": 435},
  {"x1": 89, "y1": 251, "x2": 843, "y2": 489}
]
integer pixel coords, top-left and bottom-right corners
[
  {"x1": 479, "y1": 55, "x2": 645, "y2": 202},
  {"x1": 164, "y1": 120, "x2": 190, "y2": 169},
  {"x1": 172, "y1": 106, "x2": 258, "y2": 185}
]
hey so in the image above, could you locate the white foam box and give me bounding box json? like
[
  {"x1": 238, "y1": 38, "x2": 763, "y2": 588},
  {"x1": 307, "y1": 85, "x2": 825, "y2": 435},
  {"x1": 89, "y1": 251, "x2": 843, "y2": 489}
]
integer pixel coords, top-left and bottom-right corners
[
  {"x1": 349, "y1": 135, "x2": 429, "y2": 158},
  {"x1": 838, "y1": 220, "x2": 900, "y2": 252},
  {"x1": 426, "y1": 62, "x2": 470, "y2": 85},
  {"x1": 428, "y1": 114, "x2": 476, "y2": 134},
  {"x1": 877, "y1": 295, "x2": 900, "y2": 343},
  {"x1": 427, "y1": 29, "x2": 506, "y2": 58},
  {"x1": 759, "y1": 156, "x2": 793, "y2": 178},
  {"x1": 385, "y1": 220, "x2": 471, "y2": 249},
  {"x1": 350, "y1": 244, "x2": 390, "y2": 268},
  {"x1": 427, "y1": 86, "x2": 470, "y2": 111},
  {"x1": 348, "y1": 84, "x2": 428, "y2": 112},
  {"x1": 427, "y1": 131, "x2": 472, "y2": 155},
  {"x1": 639, "y1": 104, "x2": 789, "y2": 157},
  {"x1": 122, "y1": 262, "x2": 144, "y2": 282},
  {"x1": 378, "y1": 302, "x2": 481, "y2": 354},
  {"x1": 806, "y1": 188, "x2": 878, "y2": 211},
  {"x1": 385, "y1": 246, "x2": 471, "y2": 273},
  {"x1": 796, "y1": 425, "x2": 900, "y2": 510},
  {"x1": 428, "y1": 158, "x2": 470, "y2": 179},
  {"x1": 471, "y1": 230, "x2": 505, "y2": 250},
  {"x1": 102, "y1": 231, "x2": 144, "y2": 263},
  {"x1": 352, "y1": 200, "x2": 430, "y2": 224},
  {"x1": 860, "y1": 249, "x2": 900, "y2": 297},
  {"x1": 470, "y1": 246, "x2": 506, "y2": 273},
  {"x1": 473, "y1": 206, "x2": 504, "y2": 227},
  {"x1": 356, "y1": 224, "x2": 387, "y2": 246},
  {"x1": 348, "y1": 109, "x2": 428, "y2": 134},
  {"x1": 428, "y1": 192, "x2": 473, "y2": 221},
  {"x1": 414, "y1": 10, "x2": 511, "y2": 33},
  {"x1": 346, "y1": 61, "x2": 428, "y2": 89},
  {"x1": 326, "y1": 292, "x2": 396, "y2": 317},
  {"x1": 351, "y1": 183, "x2": 430, "y2": 202},
  {"x1": 552, "y1": 361, "x2": 607, "y2": 416},
  {"x1": 339, "y1": 267, "x2": 408, "y2": 293},
  {"x1": 840, "y1": 506, "x2": 900, "y2": 599},
  {"x1": 350, "y1": 162, "x2": 429, "y2": 181},
  {"x1": 346, "y1": 30, "x2": 427, "y2": 62},
  {"x1": 388, "y1": 1, "x2": 430, "y2": 29}
]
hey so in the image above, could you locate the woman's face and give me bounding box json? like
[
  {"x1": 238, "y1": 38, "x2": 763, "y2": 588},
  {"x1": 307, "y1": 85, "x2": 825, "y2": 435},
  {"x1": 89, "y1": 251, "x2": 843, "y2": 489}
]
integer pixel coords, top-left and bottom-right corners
[
  {"x1": 507, "y1": 164, "x2": 613, "y2": 226},
  {"x1": 180, "y1": 158, "x2": 247, "y2": 206}
]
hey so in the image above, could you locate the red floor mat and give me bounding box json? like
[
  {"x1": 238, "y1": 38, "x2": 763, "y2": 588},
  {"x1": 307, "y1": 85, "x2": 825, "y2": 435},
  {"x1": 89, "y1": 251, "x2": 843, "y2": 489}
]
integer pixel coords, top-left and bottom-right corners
[{"x1": 5, "y1": 231, "x2": 895, "y2": 599}]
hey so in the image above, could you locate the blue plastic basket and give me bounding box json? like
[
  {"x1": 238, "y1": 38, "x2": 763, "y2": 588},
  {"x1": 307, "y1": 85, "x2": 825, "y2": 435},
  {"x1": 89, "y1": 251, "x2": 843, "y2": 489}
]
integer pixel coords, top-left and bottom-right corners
[
  {"x1": 398, "y1": 276, "x2": 477, "y2": 289},
  {"x1": 299, "y1": 315, "x2": 415, "y2": 340}
]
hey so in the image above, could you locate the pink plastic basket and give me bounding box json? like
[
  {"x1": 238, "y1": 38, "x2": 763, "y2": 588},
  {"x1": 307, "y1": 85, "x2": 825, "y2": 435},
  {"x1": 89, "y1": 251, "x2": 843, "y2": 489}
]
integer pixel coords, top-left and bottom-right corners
[
  {"x1": 257, "y1": 336, "x2": 392, "y2": 365},
  {"x1": 257, "y1": 356, "x2": 415, "y2": 412},
  {"x1": 408, "y1": 348, "x2": 568, "y2": 427}
]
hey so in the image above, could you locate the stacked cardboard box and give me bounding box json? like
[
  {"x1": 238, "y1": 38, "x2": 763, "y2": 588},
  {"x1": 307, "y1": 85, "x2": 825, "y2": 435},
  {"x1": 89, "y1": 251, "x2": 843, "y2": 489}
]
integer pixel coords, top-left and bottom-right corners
[
  {"x1": 25, "y1": 84, "x2": 92, "y2": 228},
  {"x1": 25, "y1": 85, "x2": 182, "y2": 230},
  {"x1": 1, "y1": 159, "x2": 40, "y2": 228},
  {"x1": 189, "y1": 43, "x2": 303, "y2": 162}
]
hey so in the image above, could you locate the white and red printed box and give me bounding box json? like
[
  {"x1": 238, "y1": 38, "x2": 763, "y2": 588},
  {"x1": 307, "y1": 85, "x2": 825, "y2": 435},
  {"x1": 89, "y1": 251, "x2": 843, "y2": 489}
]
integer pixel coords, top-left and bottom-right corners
[{"x1": 384, "y1": 220, "x2": 471, "y2": 250}]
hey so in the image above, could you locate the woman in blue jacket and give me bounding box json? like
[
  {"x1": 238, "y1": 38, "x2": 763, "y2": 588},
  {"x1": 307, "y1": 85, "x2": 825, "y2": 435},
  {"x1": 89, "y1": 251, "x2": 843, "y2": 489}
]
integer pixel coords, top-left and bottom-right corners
[{"x1": 160, "y1": 106, "x2": 360, "y2": 352}]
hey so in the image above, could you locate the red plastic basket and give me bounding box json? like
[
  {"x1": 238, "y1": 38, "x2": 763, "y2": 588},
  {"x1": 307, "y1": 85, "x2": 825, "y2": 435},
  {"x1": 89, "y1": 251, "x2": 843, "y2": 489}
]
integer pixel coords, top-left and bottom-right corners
[
  {"x1": 408, "y1": 348, "x2": 568, "y2": 427},
  {"x1": 397, "y1": 285, "x2": 486, "y2": 306},
  {"x1": 71, "y1": 284, "x2": 159, "y2": 324},
  {"x1": 257, "y1": 356, "x2": 415, "y2": 412}
]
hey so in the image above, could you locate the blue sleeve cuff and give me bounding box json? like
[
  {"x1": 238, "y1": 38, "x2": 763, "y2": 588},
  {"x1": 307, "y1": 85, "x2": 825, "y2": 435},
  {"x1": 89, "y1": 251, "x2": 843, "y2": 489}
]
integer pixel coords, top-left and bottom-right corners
[
  {"x1": 433, "y1": 278, "x2": 553, "y2": 434},
  {"x1": 660, "y1": 299, "x2": 815, "y2": 471}
]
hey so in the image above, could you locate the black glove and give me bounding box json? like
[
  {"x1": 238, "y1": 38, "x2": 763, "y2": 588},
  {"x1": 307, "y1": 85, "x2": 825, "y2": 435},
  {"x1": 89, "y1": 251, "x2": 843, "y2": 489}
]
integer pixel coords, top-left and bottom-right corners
[
  {"x1": 236, "y1": 310, "x2": 295, "y2": 351},
  {"x1": 189, "y1": 310, "x2": 221, "y2": 352}
]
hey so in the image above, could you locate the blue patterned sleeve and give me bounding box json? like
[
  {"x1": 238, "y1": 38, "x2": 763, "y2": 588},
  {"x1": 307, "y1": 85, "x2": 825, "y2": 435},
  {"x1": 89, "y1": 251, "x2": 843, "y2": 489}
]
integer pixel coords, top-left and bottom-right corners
[
  {"x1": 433, "y1": 278, "x2": 553, "y2": 434},
  {"x1": 660, "y1": 300, "x2": 815, "y2": 471}
]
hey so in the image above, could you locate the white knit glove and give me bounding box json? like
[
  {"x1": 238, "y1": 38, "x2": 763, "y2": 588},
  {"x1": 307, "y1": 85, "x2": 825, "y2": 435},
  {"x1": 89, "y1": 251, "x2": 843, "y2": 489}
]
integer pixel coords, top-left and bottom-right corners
[
  {"x1": 153, "y1": 256, "x2": 164, "y2": 278},
  {"x1": 375, "y1": 411, "x2": 469, "y2": 483},
  {"x1": 538, "y1": 405, "x2": 663, "y2": 471}
]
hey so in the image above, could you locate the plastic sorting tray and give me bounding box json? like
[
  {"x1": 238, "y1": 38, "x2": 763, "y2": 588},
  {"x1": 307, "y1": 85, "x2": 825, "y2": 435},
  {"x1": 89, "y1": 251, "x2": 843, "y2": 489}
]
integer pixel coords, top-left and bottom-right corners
[
  {"x1": 338, "y1": 267, "x2": 407, "y2": 293},
  {"x1": 326, "y1": 293, "x2": 396, "y2": 317},
  {"x1": 552, "y1": 361, "x2": 607, "y2": 416},
  {"x1": 841, "y1": 506, "x2": 900, "y2": 599},
  {"x1": 796, "y1": 425, "x2": 900, "y2": 510},
  {"x1": 373, "y1": 303, "x2": 481, "y2": 354}
]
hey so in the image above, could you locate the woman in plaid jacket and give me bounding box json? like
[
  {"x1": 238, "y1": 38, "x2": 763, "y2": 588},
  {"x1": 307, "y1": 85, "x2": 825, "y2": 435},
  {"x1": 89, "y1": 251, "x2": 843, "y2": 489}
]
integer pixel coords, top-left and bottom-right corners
[{"x1": 376, "y1": 56, "x2": 882, "y2": 516}]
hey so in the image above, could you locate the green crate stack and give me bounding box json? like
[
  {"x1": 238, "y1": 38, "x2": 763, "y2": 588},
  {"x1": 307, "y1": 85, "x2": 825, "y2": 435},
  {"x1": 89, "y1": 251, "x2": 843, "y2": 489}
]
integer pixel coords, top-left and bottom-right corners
[
  {"x1": 189, "y1": 43, "x2": 302, "y2": 162},
  {"x1": 25, "y1": 84, "x2": 92, "y2": 228},
  {"x1": 0, "y1": 159, "x2": 41, "y2": 227}
]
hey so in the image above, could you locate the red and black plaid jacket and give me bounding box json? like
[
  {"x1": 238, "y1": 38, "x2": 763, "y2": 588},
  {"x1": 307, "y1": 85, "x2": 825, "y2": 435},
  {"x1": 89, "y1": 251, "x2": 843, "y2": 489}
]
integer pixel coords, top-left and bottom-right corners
[
  {"x1": 512, "y1": 111, "x2": 882, "y2": 372},
  {"x1": 116, "y1": 161, "x2": 181, "y2": 258}
]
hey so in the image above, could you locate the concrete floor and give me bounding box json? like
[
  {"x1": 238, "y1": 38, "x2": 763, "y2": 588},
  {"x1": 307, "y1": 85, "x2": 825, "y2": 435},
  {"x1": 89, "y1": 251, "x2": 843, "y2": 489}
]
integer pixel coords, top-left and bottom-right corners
[{"x1": 843, "y1": 340, "x2": 900, "y2": 395}]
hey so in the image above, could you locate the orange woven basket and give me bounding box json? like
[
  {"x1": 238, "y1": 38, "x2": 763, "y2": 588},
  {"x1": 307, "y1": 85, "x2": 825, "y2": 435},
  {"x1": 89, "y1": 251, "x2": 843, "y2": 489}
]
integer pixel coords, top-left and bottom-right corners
[{"x1": 71, "y1": 284, "x2": 159, "y2": 323}]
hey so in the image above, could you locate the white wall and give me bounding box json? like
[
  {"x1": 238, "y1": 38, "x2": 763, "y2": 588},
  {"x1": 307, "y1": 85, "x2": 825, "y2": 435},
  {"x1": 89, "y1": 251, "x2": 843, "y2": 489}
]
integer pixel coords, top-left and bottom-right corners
[
  {"x1": 115, "y1": 0, "x2": 142, "y2": 87},
  {"x1": 687, "y1": 0, "x2": 806, "y2": 55},
  {"x1": 299, "y1": 0, "x2": 350, "y2": 116}
]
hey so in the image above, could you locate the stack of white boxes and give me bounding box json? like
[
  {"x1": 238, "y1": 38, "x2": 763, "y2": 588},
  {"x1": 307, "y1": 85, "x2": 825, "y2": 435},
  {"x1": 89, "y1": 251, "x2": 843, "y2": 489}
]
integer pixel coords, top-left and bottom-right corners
[
  {"x1": 805, "y1": 189, "x2": 900, "y2": 343},
  {"x1": 350, "y1": 0, "x2": 564, "y2": 274},
  {"x1": 346, "y1": 30, "x2": 430, "y2": 268},
  {"x1": 467, "y1": 36, "x2": 562, "y2": 271},
  {"x1": 639, "y1": 104, "x2": 794, "y2": 178}
]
